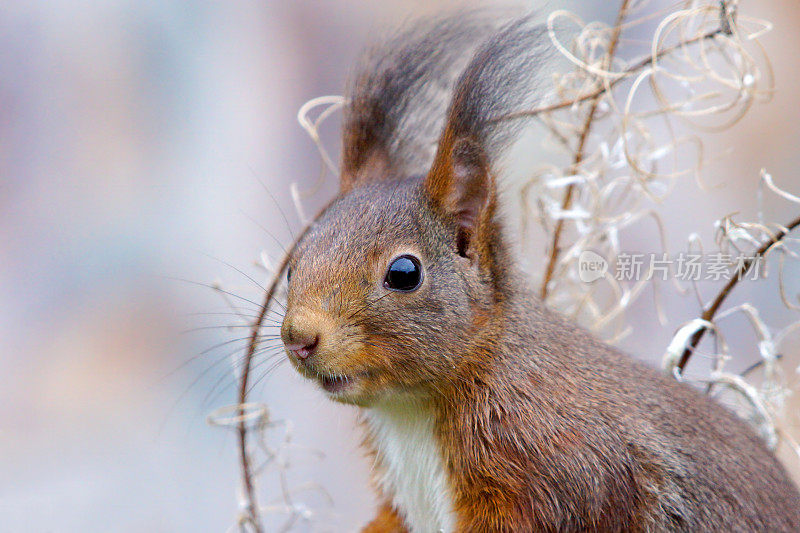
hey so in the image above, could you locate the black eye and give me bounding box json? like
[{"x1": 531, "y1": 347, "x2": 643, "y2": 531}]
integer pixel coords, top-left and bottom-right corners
[
  {"x1": 384, "y1": 255, "x2": 423, "y2": 292},
  {"x1": 286, "y1": 266, "x2": 292, "y2": 283}
]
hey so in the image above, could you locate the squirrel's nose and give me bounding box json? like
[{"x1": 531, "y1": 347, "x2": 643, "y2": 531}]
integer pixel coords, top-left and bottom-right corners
[
  {"x1": 282, "y1": 306, "x2": 331, "y2": 362},
  {"x1": 284, "y1": 330, "x2": 319, "y2": 361}
]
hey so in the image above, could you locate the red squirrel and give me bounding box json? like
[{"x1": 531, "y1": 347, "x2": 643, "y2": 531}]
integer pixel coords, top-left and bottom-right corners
[{"x1": 279, "y1": 11, "x2": 800, "y2": 532}]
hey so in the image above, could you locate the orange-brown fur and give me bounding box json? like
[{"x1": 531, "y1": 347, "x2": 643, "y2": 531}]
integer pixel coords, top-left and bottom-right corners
[
  {"x1": 362, "y1": 502, "x2": 407, "y2": 533},
  {"x1": 280, "y1": 11, "x2": 800, "y2": 532}
]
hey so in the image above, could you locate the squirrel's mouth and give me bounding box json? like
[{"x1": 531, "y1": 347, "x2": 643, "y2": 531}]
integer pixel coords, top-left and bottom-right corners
[
  {"x1": 319, "y1": 374, "x2": 350, "y2": 394},
  {"x1": 313, "y1": 369, "x2": 374, "y2": 397}
]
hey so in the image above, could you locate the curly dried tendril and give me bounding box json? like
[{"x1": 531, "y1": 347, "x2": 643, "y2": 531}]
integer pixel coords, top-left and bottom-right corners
[{"x1": 519, "y1": 0, "x2": 797, "y2": 458}]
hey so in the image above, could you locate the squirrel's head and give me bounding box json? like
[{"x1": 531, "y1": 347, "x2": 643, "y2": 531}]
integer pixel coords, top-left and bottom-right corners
[
  {"x1": 282, "y1": 140, "x2": 509, "y2": 406},
  {"x1": 281, "y1": 15, "x2": 542, "y2": 405}
]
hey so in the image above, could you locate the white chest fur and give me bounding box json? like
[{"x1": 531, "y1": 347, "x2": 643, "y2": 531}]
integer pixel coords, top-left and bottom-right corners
[{"x1": 364, "y1": 400, "x2": 456, "y2": 533}]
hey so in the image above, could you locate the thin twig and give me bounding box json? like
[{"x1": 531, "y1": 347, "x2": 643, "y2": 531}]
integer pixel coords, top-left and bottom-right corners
[
  {"x1": 539, "y1": 0, "x2": 631, "y2": 299},
  {"x1": 676, "y1": 214, "x2": 800, "y2": 372},
  {"x1": 236, "y1": 231, "x2": 307, "y2": 532},
  {"x1": 494, "y1": 28, "x2": 722, "y2": 125},
  {"x1": 536, "y1": 25, "x2": 725, "y2": 298},
  {"x1": 504, "y1": 20, "x2": 726, "y2": 300}
]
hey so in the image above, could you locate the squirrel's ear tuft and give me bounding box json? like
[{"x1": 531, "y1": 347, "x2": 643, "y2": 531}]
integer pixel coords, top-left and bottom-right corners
[
  {"x1": 340, "y1": 150, "x2": 391, "y2": 194},
  {"x1": 425, "y1": 136, "x2": 495, "y2": 259},
  {"x1": 339, "y1": 11, "x2": 503, "y2": 193}
]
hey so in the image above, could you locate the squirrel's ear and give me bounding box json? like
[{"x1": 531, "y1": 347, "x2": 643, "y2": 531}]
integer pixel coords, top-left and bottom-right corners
[
  {"x1": 425, "y1": 136, "x2": 496, "y2": 259},
  {"x1": 421, "y1": 14, "x2": 546, "y2": 270}
]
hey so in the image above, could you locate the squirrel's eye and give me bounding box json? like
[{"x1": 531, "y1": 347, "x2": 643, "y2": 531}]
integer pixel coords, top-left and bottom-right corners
[
  {"x1": 286, "y1": 266, "x2": 292, "y2": 283},
  {"x1": 384, "y1": 255, "x2": 423, "y2": 292}
]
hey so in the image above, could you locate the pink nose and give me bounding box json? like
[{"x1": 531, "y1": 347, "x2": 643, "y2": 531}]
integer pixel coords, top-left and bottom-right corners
[{"x1": 284, "y1": 335, "x2": 319, "y2": 360}]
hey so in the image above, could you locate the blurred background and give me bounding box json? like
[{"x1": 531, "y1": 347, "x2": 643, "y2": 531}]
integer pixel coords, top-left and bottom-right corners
[{"x1": 1, "y1": 1, "x2": 798, "y2": 531}]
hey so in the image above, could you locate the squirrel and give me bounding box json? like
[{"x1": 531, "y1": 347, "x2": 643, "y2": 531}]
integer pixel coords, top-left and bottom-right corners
[{"x1": 279, "y1": 10, "x2": 800, "y2": 532}]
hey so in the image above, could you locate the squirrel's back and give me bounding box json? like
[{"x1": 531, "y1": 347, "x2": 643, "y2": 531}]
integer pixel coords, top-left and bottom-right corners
[{"x1": 459, "y1": 288, "x2": 800, "y2": 531}]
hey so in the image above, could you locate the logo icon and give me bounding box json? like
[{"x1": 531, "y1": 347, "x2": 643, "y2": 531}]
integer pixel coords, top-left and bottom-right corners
[{"x1": 578, "y1": 250, "x2": 608, "y2": 283}]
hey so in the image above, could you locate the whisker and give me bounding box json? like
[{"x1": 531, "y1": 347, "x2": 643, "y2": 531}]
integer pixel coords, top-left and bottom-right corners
[
  {"x1": 246, "y1": 355, "x2": 289, "y2": 396},
  {"x1": 163, "y1": 340, "x2": 276, "y2": 428},
  {"x1": 204, "y1": 349, "x2": 285, "y2": 409},
  {"x1": 186, "y1": 311, "x2": 265, "y2": 320},
  {"x1": 167, "y1": 277, "x2": 264, "y2": 310},
  {"x1": 251, "y1": 169, "x2": 297, "y2": 242},
  {"x1": 160, "y1": 336, "x2": 257, "y2": 382},
  {"x1": 201, "y1": 252, "x2": 270, "y2": 293},
  {"x1": 239, "y1": 209, "x2": 290, "y2": 256},
  {"x1": 181, "y1": 324, "x2": 282, "y2": 334}
]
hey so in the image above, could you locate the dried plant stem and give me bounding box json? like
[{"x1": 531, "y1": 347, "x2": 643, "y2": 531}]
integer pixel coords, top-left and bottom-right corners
[
  {"x1": 535, "y1": 20, "x2": 727, "y2": 299},
  {"x1": 236, "y1": 239, "x2": 303, "y2": 532},
  {"x1": 540, "y1": 0, "x2": 630, "y2": 299},
  {"x1": 496, "y1": 27, "x2": 723, "y2": 125},
  {"x1": 676, "y1": 214, "x2": 800, "y2": 373}
]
